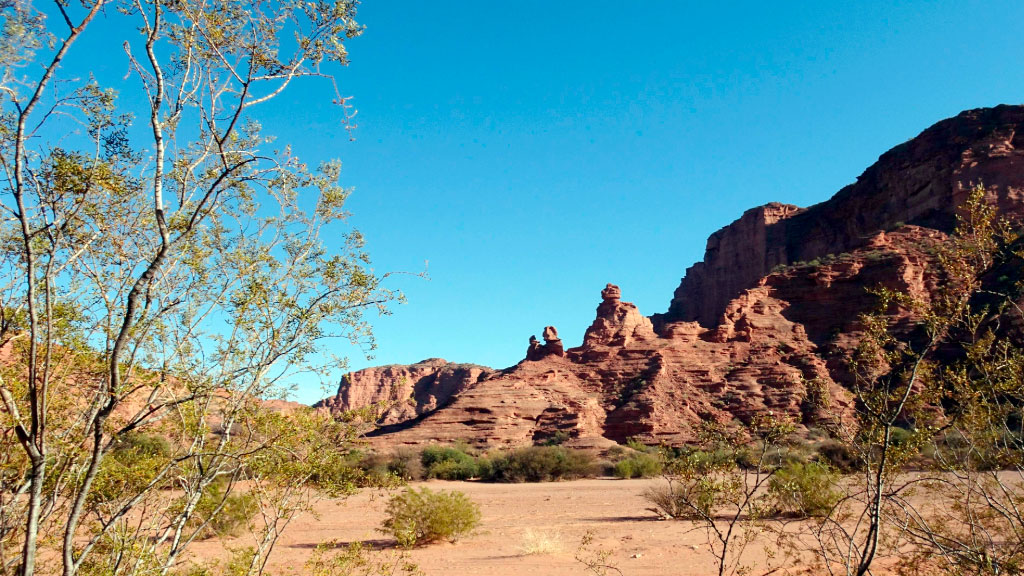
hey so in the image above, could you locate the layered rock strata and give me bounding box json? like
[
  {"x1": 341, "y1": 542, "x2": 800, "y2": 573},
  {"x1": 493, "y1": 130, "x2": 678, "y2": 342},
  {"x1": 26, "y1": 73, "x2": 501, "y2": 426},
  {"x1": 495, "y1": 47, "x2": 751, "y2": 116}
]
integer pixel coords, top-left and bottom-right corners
[{"x1": 318, "y1": 105, "x2": 1024, "y2": 449}]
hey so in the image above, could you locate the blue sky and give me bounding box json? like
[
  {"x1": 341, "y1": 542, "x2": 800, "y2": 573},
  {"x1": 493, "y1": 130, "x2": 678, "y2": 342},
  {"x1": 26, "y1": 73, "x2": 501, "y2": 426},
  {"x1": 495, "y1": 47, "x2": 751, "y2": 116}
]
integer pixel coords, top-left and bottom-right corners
[
  {"x1": 281, "y1": 1, "x2": 1024, "y2": 403},
  {"x1": 59, "y1": 1, "x2": 1024, "y2": 403}
]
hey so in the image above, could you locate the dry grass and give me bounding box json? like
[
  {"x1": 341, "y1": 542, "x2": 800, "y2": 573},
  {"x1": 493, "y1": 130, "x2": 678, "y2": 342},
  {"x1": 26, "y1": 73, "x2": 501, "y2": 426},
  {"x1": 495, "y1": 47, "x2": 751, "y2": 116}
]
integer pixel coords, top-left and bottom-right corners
[{"x1": 517, "y1": 528, "x2": 563, "y2": 555}]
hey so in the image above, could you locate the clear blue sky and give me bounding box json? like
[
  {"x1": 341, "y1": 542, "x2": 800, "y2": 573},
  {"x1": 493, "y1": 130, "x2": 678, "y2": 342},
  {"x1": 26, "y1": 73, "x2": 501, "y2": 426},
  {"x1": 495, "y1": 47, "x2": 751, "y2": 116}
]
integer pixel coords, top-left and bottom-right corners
[
  {"x1": 280, "y1": 1, "x2": 1024, "y2": 403},
  {"x1": 64, "y1": 1, "x2": 1024, "y2": 403}
]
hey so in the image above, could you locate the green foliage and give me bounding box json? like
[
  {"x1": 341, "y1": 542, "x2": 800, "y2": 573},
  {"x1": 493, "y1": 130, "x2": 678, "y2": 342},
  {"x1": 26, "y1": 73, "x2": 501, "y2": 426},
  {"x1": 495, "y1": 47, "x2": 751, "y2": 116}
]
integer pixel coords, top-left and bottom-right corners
[
  {"x1": 89, "y1": 433, "x2": 174, "y2": 508},
  {"x1": 304, "y1": 540, "x2": 422, "y2": 576},
  {"x1": 380, "y1": 487, "x2": 480, "y2": 547},
  {"x1": 768, "y1": 461, "x2": 840, "y2": 518},
  {"x1": 643, "y1": 474, "x2": 737, "y2": 520},
  {"x1": 421, "y1": 445, "x2": 480, "y2": 480},
  {"x1": 612, "y1": 452, "x2": 663, "y2": 479},
  {"x1": 78, "y1": 527, "x2": 162, "y2": 576},
  {"x1": 0, "y1": 0, "x2": 391, "y2": 573},
  {"x1": 360, "y1": 449, "x2": 425, "y2": 482},
  {"x1": 539, "y1": 430, "x2": 571, "y2": 446},
  {"x1": 624, "y1": 438, "x2": 658, "y2": 453},
  {"x1": 480, "y1": 446, "x2": 599, "y2": 482},
  {"x1": 178, "y1": 478, "x2": 256, "y2": 540}
]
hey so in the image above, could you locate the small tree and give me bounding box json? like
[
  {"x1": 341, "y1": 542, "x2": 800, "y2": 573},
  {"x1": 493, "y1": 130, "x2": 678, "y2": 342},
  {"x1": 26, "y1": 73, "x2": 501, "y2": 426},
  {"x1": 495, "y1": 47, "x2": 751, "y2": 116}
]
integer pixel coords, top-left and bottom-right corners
[
  {"x1": 0, "y1": 1, "x2": 395, "y2": 574},
  {"x1": 645, "y1": 415, "x2": 794, "y2": 576},
  {"x1": 803, "y1": 184, "x2": 1024, "y2": 576},
  {"x1": 892, "y1": 192, "x2": 1024, "y2": 575}
]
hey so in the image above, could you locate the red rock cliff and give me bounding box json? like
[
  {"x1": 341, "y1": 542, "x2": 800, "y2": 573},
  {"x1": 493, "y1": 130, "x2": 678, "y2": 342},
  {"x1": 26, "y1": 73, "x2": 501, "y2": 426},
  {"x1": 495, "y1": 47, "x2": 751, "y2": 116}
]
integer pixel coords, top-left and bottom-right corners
[
  {"x1": 318, "y1": 105, "x2": 1024, "y2": 450},
  {"x1": 660, "y1": 105, "x2": 1024, "y2": 328}
]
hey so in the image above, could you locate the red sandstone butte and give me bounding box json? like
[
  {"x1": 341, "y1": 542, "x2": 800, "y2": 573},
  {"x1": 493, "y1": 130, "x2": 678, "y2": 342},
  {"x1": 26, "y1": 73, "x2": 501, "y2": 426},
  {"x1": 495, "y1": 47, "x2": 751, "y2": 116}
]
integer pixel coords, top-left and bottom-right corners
[{"x1": 317, "y1": 105, "x2": 1024, "y2": 449}]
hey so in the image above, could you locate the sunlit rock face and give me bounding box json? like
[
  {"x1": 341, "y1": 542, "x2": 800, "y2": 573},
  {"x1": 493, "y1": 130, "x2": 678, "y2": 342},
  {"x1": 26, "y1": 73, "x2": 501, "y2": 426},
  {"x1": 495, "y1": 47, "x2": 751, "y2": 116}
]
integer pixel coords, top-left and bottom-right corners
[{"x1": 317, "y1": 105, "x2": 1024, "y2": 449}]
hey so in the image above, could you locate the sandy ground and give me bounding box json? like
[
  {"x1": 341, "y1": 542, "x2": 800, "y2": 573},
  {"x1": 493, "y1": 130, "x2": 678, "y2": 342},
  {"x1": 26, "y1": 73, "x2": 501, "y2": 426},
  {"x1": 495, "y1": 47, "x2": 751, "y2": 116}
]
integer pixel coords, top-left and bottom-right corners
[{"x1": 189, "y1": 478, "x2": 813, "y2": 576}]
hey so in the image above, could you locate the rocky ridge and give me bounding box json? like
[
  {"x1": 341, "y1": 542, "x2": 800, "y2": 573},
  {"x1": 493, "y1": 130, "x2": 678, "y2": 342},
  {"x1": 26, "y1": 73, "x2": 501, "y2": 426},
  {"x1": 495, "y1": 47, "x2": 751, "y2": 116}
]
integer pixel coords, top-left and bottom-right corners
[{"x1": 318, "y1": 106, "x2": 1024, "y2": 449}]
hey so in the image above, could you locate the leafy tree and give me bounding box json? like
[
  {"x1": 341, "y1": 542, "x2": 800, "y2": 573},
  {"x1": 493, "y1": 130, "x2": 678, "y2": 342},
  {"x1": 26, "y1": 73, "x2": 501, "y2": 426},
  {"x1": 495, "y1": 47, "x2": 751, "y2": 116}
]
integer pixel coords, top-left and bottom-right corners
[
  {"x1": 804, "y1": 184, "x2": 1024, "y2": 576},
  {"x1": 0, "y1": 1, "x2": 395, "y2": 575}
]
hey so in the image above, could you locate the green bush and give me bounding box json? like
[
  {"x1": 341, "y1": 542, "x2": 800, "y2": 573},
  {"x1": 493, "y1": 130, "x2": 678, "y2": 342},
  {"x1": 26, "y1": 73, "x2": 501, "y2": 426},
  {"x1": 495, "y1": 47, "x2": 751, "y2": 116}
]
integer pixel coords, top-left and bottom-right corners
[
  {"x1": 481, "y1": 446, "x2": 598, "y2": 482},
  {"x1": 624, "y1": 438, "x2": 658, "y2": 454},
  {"x1": 90, "y1": 432, "x2": 173, "y2": 506},
  {"x1": 380, "y1": 487, "x2": 480, "y2": 547},
  {"x1": 358, "y1": 453, "x2": 399, "y2": 485},
  {"x1": 164, "y1": 478, "x2": 256, "y2": 540},
  {"x1": 421, "y1": 445, "x2": 479, "y2": 480},
  {"x1": 539, "y1": 430, "x2": 571, "y2": 446},
  {"x1": 304, "y1": 540, "x2": 422, "y2": 576},
  {"x1": 613, "y1": 452, "x2": 663, "y2": 479},
  {"x1": 735, "y1": 444, "x2": 810, "y2": 470},
  {"x1": 768, "y1": 461, "x2": 840, "y2": 518}
]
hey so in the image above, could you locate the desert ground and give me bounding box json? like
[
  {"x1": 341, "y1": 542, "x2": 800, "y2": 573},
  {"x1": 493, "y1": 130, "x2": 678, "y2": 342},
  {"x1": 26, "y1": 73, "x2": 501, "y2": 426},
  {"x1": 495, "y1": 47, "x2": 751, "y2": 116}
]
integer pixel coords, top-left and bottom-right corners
[{"x1": 189, "y1": 478, "x2": 829, "y2": 576}]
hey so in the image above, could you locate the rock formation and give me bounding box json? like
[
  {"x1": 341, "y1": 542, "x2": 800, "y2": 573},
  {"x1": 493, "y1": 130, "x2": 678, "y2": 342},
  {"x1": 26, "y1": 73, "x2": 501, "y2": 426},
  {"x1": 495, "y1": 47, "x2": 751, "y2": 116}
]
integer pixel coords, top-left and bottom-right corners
[
  {"x1": 314, "y1": 359, "x2": 494, "y2": 425},
  {"x1": 317, "y1": 105, "x2": 1024, "y2": 449},
  {"x1": 581, "y1": 283, "x2": 656, "y2": 348},
  {"x1": 526, "y1": 326, "x2": 565, "y2": 360},
  {"x1": 657, "y1": 105, "x2": 1024, "y2": 329}
]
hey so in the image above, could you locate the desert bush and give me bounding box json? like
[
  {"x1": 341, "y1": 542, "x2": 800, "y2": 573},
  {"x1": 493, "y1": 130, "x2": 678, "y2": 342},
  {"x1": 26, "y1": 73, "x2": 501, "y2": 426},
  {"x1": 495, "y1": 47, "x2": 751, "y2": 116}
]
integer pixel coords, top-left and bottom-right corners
[
  {"x1": 380, "y1": 487, "x2": 481, "y2": 547},
  {"x1": 483, "y1": 446, "x2": 598, "y2": 482},
  {"x1": 768, "y1": 461, "x2": 840, "y2": 518},
  {"x1": 188, "y1": 479, "x2": 257, "y2": 539},
  {"x1": 816, "y1": 439, "x2": 861, "y2": 472},
  {"x1": 625, "y1": 438, "x2": 659, "y2": 454},
  {"x1": 356, "y1": 449, "x2": 426, "y2": 484},
  {"x1": 162, "y1": 477, "x2": 257, "y2": 540},
  {"x1": 734, "y1": 443, "x2": 807, "y2": 470},
  {"x1": 304, "y1": 540, "x2": 423, "y2": 576},
  {"x1": 89, "y1": 433, "x2": 175, "y2": 507},
  {"x1": 518, "y1": 528, "x2": 563, "y2": 555},
  {"x1": 539, "y1": 430, "x2": 571, "y2": 446},
  {"x1": 358, "y1": 453, "x2": 399, "y2": 485},
  {"x1": 642, "y1": 475, "x2": 733, "y2": 520},
  {"x1": 613, "y1": 452, "x2": 663, "y2": 479},
  {"x1": 421, "y1": 445, "x2": 480, "y2": 480},
  {"x1": 389, "y1": 449, "x2": 426, "y2": 481}
]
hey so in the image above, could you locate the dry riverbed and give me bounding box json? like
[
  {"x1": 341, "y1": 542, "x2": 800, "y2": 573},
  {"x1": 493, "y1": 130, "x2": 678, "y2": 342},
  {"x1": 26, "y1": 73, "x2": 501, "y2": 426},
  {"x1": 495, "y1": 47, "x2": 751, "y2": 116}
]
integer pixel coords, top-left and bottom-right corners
[{"x1": 188, "y1": 477, "x2": 904, "y2": 575}]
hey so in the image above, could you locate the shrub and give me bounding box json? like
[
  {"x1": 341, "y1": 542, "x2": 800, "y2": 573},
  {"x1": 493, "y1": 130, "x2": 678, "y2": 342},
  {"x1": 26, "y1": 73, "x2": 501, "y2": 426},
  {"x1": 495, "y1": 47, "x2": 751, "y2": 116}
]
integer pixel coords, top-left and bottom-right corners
[
  {"x1": 816, "y1": 440, "x2": 861, "y2": 473},
  {"x1": 389, "y1": 449, "x2": 425, "y2": 481},
  {"x1": 613, "y1": 452, "x2": 663, "y2": 479},
  {"x1": 642, "y1": 477, "x2": 727, "y2": 520},
  {"x1": 421, "y1": 445, "x2": 479, "y2": 480},
  {"x1": 482, "y1": 446, "x2": 598, "y2": 482},
  {"x1": 358, "y1": 453, "x2": 399, "y2": 485},
  {"x1": 735, "y1": 444, "x2": 810, "y2": 470},
  {"x1": 426, "y1": 458, "x2": 479, "y2": 481},
  {"x1": 518, "y1": 529, "x2": 562, "y2": 555},
  {"x1": 380, "y1": 487, "x2": 480, "y2": 547},
  {"x1": 304, "y1": 540, "x2": 422, "y2": 576},
  {"x1": 539, "y1": 430, "x2": 571, "y2": 446},
  {"x1": 166, "y1": 478, "x2": 256, "y2": 540},
  {"x1": 624, "y1": 438, "x2": 658, "y2": 454},
  {"x1": 768, "y1": 461, "x2": 841, "y2": 518}
]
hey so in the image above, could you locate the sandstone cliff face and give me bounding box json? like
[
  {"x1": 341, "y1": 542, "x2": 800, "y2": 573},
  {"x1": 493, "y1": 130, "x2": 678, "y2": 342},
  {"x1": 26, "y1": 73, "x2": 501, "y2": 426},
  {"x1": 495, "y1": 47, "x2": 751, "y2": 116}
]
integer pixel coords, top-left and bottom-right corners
[
  {"x1": 314, "y1": 359, "x2": 494, "y2": 425},
  {"x1": 319, "y1": 105, "x2": 1024, "y2": 449},
  {"x1": 660, "y1": 105, "x2": 1024, "y2": 328}
]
